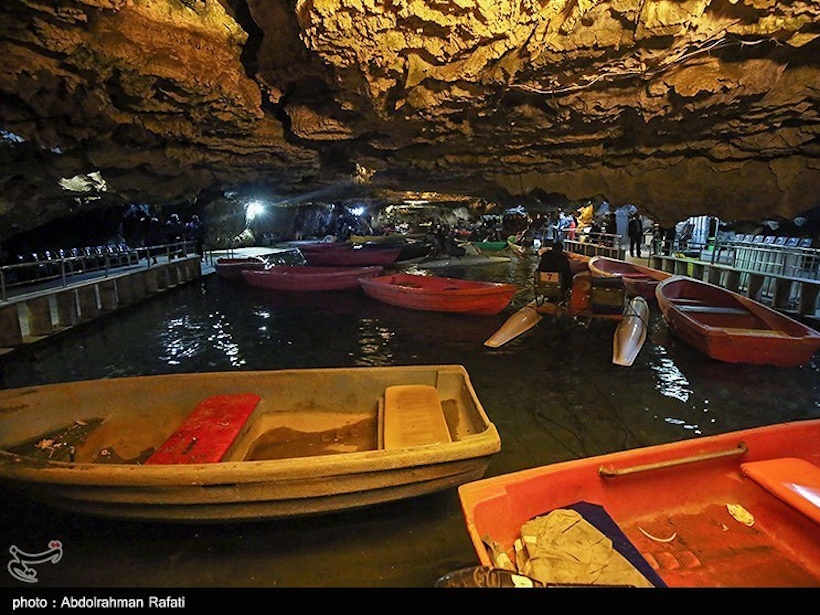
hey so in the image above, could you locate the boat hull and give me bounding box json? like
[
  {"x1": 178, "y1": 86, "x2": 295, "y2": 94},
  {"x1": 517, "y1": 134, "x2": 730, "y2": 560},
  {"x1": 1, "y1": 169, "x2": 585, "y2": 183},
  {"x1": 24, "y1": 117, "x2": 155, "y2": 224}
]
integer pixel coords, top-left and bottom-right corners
[
  {"x1": 458, "y1": 419, "x2": 820, "y2": 587},
  {"x1": 0, "y1": 365, "x2": 500, "y2": 522},
  {"x1": 215, "y1": 257, "x2": 267, "y2": 280},
  {"x1": 612, "y1": 296, "x2": 649, "y2": 366},
  {"x1": 299, "y1": 243, "x2": 402, "y2": 266},
  {"x1": 656, "y1": 276, "x2": 820, "y2": 366},
  {"x1": 242, "y1": 265, "x2": 383, "y2": 291},
  {"x1": 360, "y1": 273, "x2": 517, "y2": 315},
  {"x1": 588, "y1": 256, "x2": 671, "y2": 299}
]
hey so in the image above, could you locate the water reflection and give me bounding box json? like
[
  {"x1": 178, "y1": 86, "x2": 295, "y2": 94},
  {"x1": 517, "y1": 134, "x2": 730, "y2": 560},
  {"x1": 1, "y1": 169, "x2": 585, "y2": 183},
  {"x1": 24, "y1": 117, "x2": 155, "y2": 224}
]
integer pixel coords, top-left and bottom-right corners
[
  {"x1": 355, "y1": 319, "x2": 395, "y2": 366},
  {"x1": 0, "y1": 256, "x2": 818, "y2": 587},
  {"x1": 205, "y1": 311, "x2": 245, "y2": 368}
]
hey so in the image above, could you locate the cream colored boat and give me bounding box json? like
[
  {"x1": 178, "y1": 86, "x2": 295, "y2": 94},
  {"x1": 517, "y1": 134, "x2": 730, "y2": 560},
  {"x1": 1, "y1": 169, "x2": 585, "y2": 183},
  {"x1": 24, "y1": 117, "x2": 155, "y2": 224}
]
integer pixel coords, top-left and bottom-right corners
[{"x1": 0, "y1": 365, "x2": 500, "y2": 523}]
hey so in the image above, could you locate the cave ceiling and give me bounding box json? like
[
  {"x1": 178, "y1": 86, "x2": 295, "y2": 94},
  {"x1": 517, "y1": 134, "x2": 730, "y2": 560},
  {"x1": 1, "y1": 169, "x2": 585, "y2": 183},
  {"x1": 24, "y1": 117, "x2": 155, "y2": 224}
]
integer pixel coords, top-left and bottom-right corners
[{"x1": 1, "y1": 0, "x2": 820, "y2": 242}]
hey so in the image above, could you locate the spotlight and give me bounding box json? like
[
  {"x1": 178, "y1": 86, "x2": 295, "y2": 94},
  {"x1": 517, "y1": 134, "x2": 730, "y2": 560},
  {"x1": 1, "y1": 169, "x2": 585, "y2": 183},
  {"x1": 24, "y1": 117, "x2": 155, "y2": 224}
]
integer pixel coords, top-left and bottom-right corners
[{"x1": 246, "y1": 201, "x2": 265, "y2": 223}]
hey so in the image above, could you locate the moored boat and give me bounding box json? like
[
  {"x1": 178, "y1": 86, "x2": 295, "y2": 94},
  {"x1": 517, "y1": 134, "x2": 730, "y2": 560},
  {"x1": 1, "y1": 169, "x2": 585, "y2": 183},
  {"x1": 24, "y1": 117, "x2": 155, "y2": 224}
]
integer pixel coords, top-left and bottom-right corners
[
  {"x1": 241, "y1": 265, "x2": 383, "y2": 292},
  {"x1": 469, "y1": 240, "x2": 509, "y2": 254},
  {"x1": 359, "y1": 272, "x2": 518, "y2": 315},
  {"x1": 0, "y1": 365, "x2": 501, "y2": 522},
  {"x1": 215, "y1": 256, "x2": 268, "y2": 280},
  {"x1": 588, "y1": 256, "x2": 671, "y2": 299},
  {"x1": 457, "y1": 418, "x2": 820, "y2": 587},
  {"x1": 299, "y1": 242, "x2": 402, "y2": 267},
  {"x1": 655, "y1": 275, "x2": 820, "y2": 366}
]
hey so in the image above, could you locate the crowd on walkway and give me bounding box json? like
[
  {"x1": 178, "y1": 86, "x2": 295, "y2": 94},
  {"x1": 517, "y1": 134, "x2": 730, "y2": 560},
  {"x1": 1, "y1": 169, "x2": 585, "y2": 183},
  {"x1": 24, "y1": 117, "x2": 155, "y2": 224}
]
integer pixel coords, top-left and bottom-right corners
[{"x1": 121, "y1": 206, "x2": 205, "y2": 259}]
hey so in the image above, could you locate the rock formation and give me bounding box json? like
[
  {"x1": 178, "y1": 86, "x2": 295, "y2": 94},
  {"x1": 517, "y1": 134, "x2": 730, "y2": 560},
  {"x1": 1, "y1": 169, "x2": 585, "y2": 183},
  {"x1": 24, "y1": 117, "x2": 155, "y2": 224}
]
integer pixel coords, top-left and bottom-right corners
[{"x1": 1, "y1": 0, "x2": 818, "y2": 242}]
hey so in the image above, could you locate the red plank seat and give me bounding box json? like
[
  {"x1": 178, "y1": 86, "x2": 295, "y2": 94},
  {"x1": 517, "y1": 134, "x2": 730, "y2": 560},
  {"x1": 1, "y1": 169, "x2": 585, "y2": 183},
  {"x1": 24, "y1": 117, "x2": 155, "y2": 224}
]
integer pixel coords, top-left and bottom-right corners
[{"x1": 145, "y1": 393, "x2": 261, "y2": 464}]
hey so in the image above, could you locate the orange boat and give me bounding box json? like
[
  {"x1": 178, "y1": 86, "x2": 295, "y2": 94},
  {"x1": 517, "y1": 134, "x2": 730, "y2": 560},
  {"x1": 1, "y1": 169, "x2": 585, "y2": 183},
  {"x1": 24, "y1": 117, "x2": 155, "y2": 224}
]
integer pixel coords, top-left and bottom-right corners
[
  {"x1": 458, "y1": 419, "x2": 820, "y2": 587},
  {"x1": 359, "y1": 272, "x2": 518, "y2": 315},
  {"x1": 242, "y1": 265, "x2": 383, "y2": 292},
  {"x1": 588, "y1": 255, "x2": 671, "y2": 299},
  {"x1": 656, "y1": 275, "x2": 820, "y2": 367}
]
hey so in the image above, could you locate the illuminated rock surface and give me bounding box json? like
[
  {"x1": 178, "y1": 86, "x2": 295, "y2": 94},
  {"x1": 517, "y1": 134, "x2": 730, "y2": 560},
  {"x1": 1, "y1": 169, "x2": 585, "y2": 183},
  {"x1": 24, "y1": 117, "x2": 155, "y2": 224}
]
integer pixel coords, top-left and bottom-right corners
[{"x1": 1, "y1": 0, "x2": 818, "y2": 239}]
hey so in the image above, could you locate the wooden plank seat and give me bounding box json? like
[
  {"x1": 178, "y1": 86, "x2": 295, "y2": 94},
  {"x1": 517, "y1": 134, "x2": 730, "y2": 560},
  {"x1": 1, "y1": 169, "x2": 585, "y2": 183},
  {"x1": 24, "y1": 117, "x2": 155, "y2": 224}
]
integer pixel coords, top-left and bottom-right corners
[
  {"x1": 741, "y1": 457, "x2": 820, "y2": 525},
  {"x1": 145, "y1": 393, "x2": 261, "y2": 464},
  {"x1": 378, "y1": 384, "x2": 451, "y2": 449},
  {"x1": 718, "y1": 327, "x2": 787, "y2": 337},
  {"x1": 675, "y1": 304, "x2": 749, "y2": 315}
]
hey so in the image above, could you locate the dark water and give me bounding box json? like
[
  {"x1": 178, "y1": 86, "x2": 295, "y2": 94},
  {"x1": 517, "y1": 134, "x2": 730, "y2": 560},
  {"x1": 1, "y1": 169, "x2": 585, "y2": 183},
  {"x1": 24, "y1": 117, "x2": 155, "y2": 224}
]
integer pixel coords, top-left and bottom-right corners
[{"x1": 1, "y1": 255, "x2": 818, "y2": 589}]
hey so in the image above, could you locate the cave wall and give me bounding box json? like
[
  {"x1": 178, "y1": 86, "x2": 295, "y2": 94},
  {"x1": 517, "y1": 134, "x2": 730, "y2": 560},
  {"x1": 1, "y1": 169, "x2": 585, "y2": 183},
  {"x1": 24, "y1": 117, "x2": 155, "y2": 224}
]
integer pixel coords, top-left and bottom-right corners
[{"x1": 1, "y1": 0, "x2": 818, "y2": 242}]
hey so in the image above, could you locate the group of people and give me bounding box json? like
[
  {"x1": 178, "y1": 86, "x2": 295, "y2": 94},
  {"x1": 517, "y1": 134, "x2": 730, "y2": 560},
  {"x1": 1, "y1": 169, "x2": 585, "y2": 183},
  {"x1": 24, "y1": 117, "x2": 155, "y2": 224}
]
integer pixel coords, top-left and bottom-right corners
[
  {"x1": 535, "y1": 208, "x2": 649, "y2": 303},
  {"x1": 121, "y1": 205, "x2": 206, "y2": 260}
]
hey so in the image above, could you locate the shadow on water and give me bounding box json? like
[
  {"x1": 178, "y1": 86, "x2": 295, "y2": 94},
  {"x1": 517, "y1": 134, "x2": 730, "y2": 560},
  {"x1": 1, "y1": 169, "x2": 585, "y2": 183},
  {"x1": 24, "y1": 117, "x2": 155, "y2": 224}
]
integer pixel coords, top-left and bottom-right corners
[{"x1": 1, "y1": 256, "x2": 818, "y2": 587}]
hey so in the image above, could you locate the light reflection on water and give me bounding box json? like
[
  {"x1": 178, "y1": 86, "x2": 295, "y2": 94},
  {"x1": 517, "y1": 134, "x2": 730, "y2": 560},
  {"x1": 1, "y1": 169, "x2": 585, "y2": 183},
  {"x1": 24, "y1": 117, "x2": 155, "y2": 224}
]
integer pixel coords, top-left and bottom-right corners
[{"x1": 0, "y1": 256, "x2": 818, "y2": 588}]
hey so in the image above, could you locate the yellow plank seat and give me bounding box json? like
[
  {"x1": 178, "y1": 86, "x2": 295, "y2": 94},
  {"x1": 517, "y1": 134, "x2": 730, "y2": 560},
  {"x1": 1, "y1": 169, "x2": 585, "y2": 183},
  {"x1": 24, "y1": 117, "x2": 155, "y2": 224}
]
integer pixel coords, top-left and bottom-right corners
[
  {"x1": 145, "y1": 393, "x2": 261, "y2": 464},
  {"x1": 379, "y1": 385, "x2": 451, "y2": 449},
  {"x1": 741, "y1": 457, "x2": 820, "y2": 525}
]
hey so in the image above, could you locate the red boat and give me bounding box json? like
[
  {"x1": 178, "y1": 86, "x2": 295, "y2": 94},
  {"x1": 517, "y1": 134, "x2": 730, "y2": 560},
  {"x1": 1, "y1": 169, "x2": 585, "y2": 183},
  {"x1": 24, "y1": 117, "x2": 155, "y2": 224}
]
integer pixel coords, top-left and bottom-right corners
[
  {"x1": 655, "y1": 275, "x2": 820, "y2": 366},
  {"x1": 458, "y1": 419, "x2": 820, "y2": 587},
  {"x1": 359, "y1": 273, "x2": 518, "y2": 315},
  {"x1": 299, "y1": 243, "x2": 402, "y2": 267},
  {"x1": 588, "y1": 255, "x2": 671, "y2": 299},
  {"x1": 215, "y1": 256, "x2": 267, "y2": 280},
  {"x1": 242, "y1": 265, "x2": 383, "y2": 292}
]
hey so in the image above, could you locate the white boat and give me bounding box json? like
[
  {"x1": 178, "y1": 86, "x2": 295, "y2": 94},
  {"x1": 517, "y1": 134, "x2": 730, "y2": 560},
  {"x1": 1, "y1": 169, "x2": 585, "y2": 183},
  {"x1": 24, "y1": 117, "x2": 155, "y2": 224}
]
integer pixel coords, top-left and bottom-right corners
[
  {"x1": 0, "y1": 365, "x2": 501, "y2": 522},
  {"x1": 613, "y1": 297, "x2": 650, "y2": 366}
]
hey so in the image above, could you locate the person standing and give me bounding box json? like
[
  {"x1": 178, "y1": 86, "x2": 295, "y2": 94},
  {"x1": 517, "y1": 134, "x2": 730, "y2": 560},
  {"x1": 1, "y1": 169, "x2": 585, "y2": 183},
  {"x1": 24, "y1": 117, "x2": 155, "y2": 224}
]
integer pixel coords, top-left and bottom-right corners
[
  {"x1": 604, "y1": 212, "x2": 618, "y2": 247},
  {"x1": 188, "y1": 215, "x2": 205, "y2": 259},
  {"x1": 628, "y1": 212, "x2": 644, "y2": 258}
]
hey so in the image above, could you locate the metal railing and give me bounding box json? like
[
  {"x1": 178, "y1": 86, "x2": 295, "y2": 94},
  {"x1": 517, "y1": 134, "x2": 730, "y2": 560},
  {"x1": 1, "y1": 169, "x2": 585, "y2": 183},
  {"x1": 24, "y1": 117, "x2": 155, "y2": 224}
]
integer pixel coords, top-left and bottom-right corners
[
  {"x1": 0, "y1": 241, "x2": 196, "y2": 302},
  {"x1": 564, "y1": 233, "x2": 625, "y2": 259},
  {"x1": 649, "y1": 236, "x2": 819, "y2": 281}
]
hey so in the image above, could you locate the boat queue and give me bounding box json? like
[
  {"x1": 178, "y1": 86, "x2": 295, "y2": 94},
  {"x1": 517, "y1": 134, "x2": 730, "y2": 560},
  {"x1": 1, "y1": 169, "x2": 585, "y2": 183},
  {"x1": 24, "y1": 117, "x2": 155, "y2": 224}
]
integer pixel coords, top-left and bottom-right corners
[{"x1": 2, "y1": 231, "x2": 818, "y2": 588}]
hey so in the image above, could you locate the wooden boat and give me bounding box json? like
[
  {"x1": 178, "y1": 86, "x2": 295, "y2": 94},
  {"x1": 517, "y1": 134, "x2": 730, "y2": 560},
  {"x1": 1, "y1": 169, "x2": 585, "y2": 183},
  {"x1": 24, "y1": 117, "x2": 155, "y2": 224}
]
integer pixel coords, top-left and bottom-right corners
[
  {"x1": 359, "y1": 273, "x2": 518, "y2": 315},
  {"x1": 0, "y1": 365, "x2": 501, "y2": 522},
  {"x1": 588, "y1": 256, "x2": 671, "y2": 299},
  {"x1": 241, "y1": 265, "x2": 383, "y2": 292},
  {"x1": 215, "y1": 256, "x2": 267, "y2": 280},
  {"x1": 457, "y1": 418, "x2": 820, "y2": 587},
  {"x1": 655, "y1": 275, "x2": 820, "y2": 367},
  {"x1": 299, "y1": 242, "x2": 402, "y2": 267}
]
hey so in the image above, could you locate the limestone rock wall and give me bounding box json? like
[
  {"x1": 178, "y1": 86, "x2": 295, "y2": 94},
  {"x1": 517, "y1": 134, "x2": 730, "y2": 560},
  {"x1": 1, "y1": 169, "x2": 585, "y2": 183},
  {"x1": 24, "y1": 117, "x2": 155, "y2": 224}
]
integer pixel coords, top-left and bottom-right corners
[{"x1": 1, "y1": 0, "x2": 818, "y2": 240}]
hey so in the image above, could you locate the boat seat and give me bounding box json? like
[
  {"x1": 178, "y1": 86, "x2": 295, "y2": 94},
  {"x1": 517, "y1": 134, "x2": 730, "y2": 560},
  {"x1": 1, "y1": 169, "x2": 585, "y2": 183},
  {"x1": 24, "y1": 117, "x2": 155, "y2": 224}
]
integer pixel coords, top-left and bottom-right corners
[
  {"x1": 675, "y1": 304, "x2": 748, "y2": 315},
  {"x1": 741, "y1": 458, "x2": 820, "y2": 525},
  {"x1": 534, "y1": 271, "x2": 565, "y2": 302},
  {"x1": 379, "y1": 384, "x2": 451, "y2": 449},
  {"x1": 590, "y1": 275, "x2": 624, "y2": 315},
  {"x1": 145, "y1": 393, "x2": 261, "y2": 464},
  {"x1": 719, "y1": 327, "x2": 787, "y2": 337}
]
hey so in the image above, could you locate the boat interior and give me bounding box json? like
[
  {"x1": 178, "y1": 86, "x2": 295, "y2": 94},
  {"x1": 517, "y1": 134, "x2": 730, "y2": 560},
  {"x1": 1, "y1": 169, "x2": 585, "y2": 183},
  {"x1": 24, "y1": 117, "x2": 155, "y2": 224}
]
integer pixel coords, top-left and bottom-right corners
[
  {"x1": 669, "y1": 297, "x2": 771, "y2": 329},
  {"x1": 464, "y1": 439, "x2": 820, "y2": 587},
  {"x1": 0, "y1": 367, "x2": 491, "y2": 466}
]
